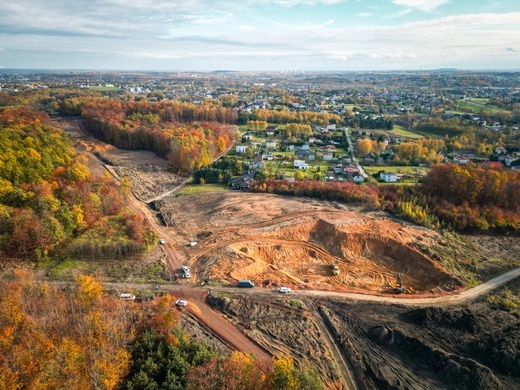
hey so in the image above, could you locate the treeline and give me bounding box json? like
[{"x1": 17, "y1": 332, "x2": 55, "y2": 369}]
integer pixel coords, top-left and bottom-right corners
[
  {"x1": 82, "y1": 99, "x2": 235, "y2": 173},
  {"x1": 416, "y1": 118, "x2": 475, "y2": 138},
  {"x1": 381, "y1": 164, "x2": 520, "y2": 231},
  {"x1": 0, "y1": 271, "x2": 322, "y2": 389},
  {"x1": 253, "y1": 109, "x2": 341, "y2": 125},
  {"x1": 193, "y1": 157, "x2": 244, "y2": 184},
  {"x1": 285, "y1": 123, "x2": 313, "y2": 138},
  {"x1": 250, "y1": 179, "x2": 380, "y2": 207},
  {"x1": 396, "y1": 139, "x2": 446, "y2": 165},
  {"x1": 0, "y1": 106, "x2": 155, "y2": 259},
  {"x1": 350, "y1": 115, "x2": 393, "y2": 130}
]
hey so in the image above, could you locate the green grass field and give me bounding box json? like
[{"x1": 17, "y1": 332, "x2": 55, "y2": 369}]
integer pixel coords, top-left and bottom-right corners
[
  {"x1": 363, "y1": 165, "x2": 430, "y2": 175},
  {"x1": 176, "y1": 183, "x2": 229, "y2": 195},
  {"x1": 391, "y1": 125, "x2": 425, "y2": 139},
  {"x1": 88, "y1": 86, "x2": 122, "y2": 92},
  {"x1": 456, "y1": 99, "x2": 508, "y2": 115}
]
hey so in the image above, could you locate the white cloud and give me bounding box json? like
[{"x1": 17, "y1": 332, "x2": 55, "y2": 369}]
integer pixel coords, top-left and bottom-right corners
[
  {"x1": 393, "y1": 0, "x2": 451, "y2": 12},
  {"x1": 239, "y1": 25, "x2": 258, "y2": 32}
]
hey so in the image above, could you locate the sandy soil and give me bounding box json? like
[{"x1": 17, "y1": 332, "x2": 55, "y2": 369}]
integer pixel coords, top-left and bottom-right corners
[{"x1": 157, "y1": 192, "x2": 458, "y2": 294}]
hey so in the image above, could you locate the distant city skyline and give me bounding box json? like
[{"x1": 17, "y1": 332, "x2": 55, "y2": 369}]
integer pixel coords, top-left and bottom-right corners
[{"x1": 0, "y1": 0, "x2": 519, "y2": 71}]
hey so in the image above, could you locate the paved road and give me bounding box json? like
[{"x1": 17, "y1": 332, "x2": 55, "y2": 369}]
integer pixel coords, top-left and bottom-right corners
[{"x1": 344, "y1": 127, "x2": 367, "y2": 178}]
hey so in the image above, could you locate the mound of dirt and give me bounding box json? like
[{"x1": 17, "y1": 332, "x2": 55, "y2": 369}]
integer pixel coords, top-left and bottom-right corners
[
  {"x1": 469, "y1": 322, "x2": 520, "y2": 377},
  {"x1": 162, "y1": 192, "x2": 457, "y2": 293},
  {"x1": 403, "y1": 307, "x2": 491, "y2": 334}
]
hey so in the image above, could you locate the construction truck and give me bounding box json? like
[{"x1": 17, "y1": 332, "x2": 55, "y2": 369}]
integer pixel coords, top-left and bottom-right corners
[
  {"x1": 396, "y1": 272, "x2": 406, "y2": 294},
  {"x1": 331, "y1": 261, "x2": 340, "y2": 276}
]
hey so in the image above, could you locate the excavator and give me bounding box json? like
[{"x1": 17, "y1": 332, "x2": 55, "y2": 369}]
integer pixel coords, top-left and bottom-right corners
[{"x1": 395, "y1": 272, "x2": 406, "y2": 294}]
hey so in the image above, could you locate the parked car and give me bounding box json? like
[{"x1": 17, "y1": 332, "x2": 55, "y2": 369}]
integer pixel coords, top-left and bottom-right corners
[
  {"x1": 279, "y1": 287, "x2": 291, "y2": 293},
  {"x1": 237, "y1": 280, "x2": 254, "y2": 288},
  {"x1": 175, "y1": 299, "x2": 188, "y2": 306},
  {"x1": 159, "y1": 238, "x2": 166, "y2": 245},
  {"x1": 183, "y1": 272, "x2": 191, "y2": 279},
  {"x1": 182, "y1": 265, "x2": 190, "y2": 273},
  {"x1": 120, "y1": 293, "x2": 136, "y2": 301}
]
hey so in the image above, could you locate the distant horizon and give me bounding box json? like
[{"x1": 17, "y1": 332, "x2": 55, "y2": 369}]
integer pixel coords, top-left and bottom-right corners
[
  {"x1": 1, "y1": 1, "x2": 519, "y2": 71},
  {"x1": 1, "y1": 67, "x2": 519, "y2": 74}
]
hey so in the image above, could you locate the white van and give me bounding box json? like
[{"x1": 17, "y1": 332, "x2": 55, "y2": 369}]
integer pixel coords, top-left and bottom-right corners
[{"x1": 120, "y1": 293, "x2": 136, "y2": 301}]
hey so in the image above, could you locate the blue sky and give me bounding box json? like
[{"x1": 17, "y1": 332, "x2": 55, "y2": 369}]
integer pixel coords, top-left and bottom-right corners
[{"x1": 0, "y1": 0, "x2": 519, "y2": 71}]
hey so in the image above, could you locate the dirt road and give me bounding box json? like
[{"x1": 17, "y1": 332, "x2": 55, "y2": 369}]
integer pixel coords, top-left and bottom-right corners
[{"x1": 176, "y1": 288, "x2": 271, "y2": 364}]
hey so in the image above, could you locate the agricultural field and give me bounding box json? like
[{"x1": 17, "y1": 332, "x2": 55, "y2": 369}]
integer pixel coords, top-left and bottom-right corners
[{"x1": 390, "y1": 124, "x2": 425, "y2": 139}]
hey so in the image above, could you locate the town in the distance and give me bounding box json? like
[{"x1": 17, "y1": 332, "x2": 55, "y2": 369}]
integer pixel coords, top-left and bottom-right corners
[{"x1": 0, "y1": 69, "x2": 519, "y2": 390}]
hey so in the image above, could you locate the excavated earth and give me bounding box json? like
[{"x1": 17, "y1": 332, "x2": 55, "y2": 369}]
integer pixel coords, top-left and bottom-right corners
[
  {"x1": 207, "y1": 278, "x2": 520, "y2": 389},
  {"x1": 155, "y1": 192, "x2": 459, "y2": 294}
]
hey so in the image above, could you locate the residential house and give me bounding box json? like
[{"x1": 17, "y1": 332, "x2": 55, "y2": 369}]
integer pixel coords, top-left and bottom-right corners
[
  {"x1": 352, "y1": 174, "x2": 365, "y2": 183},
  {"x1": 301, "y1": 144, "x2": 310, "y2": 150},
  {"x1": 333, "y1": 165, "x2": 343, "y2": 175},
  {"x1": 266, "y1": 126, "x2": 276, "y2": 136},
  {"x1": 295, "y1": 148, "x2": 311, "y2": 158},
  {"x1": 264, "y1": 140, "x2": 277, "y2": 149},
  {"x1": 344, "y1": 165, "x2": 360, "y2": 175},
  {"x1": 294, "y1": 160, "x2": 309, "y2": 170},
  {"x1": 236, "y1": 145, "x2": 248, "y2": 154},
  {"x1": 380, "y1": 172, "x2": 398, "y2": 182},
  {"x1": 323, "y1": 152, "x2": 333, "y2": 161},
  {"x1": 228, "y1": 177, "x2": 253, "y2": 190},
  {"x1": 504, "y1": 155, "x2": 519, "y2": 166},
  {"x1": 258, "y1": 151, "x2": 274, "y2": 161},
  {"x1": 494, "y1": 146, "x2": 507, "y2": 155},
  {"x1": 453, "y1": 155, "x2": 470, "y2": 164},
  {"x1": 342, "y1": 156, "x2": 352, "y2": 164}
]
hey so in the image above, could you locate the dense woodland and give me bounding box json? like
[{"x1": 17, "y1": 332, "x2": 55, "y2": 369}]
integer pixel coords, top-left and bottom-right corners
[
  {"x1": 0, "y1": 271, "x2": 322, "y2": 389},
  {"x1": 251, "y1": 164, "x2": 520, "y2": 233},
  {"x1": 0, "y1": 105, "x2": 155, "y2": 260},
  {"x1": 82, "y1": 99, "x2": 236, "y2": 173},
  {"x1": 250, "y1": 179, "x2": 381, "y2": 207},
  {"x1": 381, "y1": 164, "x2": 520, "y2": 231}
]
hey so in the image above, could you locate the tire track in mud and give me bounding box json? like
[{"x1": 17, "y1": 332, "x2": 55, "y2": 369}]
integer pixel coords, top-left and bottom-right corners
[{"x1": 308, "y1": 302, "x2": 360, "y2": 390}]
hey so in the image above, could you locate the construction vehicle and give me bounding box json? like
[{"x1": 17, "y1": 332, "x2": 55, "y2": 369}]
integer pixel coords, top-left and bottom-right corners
[
  {"x1": 396, "y1": 272, "x2": 406, "y2": 294},
  {"x1": 331, "y1": 261, "x2": 340, "y2": 276}
]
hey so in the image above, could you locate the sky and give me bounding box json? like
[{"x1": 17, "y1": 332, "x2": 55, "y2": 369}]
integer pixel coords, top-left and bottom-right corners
[{"x1": 0, "y1": 0, "x2": 519, "y2": 71}]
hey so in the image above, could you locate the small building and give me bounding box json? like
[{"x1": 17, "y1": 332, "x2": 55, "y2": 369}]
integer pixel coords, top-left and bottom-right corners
[
  {"x1": 264, "y1": 140, "x2": 277, "y2": 149},
  {"x1": 380, "y1": 172, "x2": 398, "y2": 182},
  {"x1": 294, "y1": 160, "x2": 309, "y2": 170},
  {"x1": 236, "y1": 145, "x2": 248, "y2": 153},
  {"x1": 333, "y1": 165, "x2": 343, "y2": 174},
  {"x1": 323, "y1": 152, "x2": 333, "y2": 161},
  {"x1": 229, "y1": 177, "x2": 253, "y2": 190},
  {"x1": 352, "y1": 174, "x2": 365, "y2": 183},
  {"x1": 453, "y1": 155, "x2": 470, "y2": 164}
]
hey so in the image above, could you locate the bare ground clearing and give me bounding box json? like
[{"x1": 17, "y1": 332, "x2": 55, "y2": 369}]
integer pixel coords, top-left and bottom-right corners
[{"x1": 156, "y1": 192, "x2": 460, "y2": 294}]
